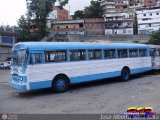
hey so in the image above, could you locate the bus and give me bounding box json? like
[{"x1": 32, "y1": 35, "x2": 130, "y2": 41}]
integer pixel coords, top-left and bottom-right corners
[
  {"x1": 10, "y1": 42, "x2": 152, "y2": 93},
  {"x1": 149, "y1": 45, "x2": 160, "y2": 70}
]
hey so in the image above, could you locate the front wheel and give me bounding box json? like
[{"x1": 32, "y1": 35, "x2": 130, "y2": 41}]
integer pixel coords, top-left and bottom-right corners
[
  {"x1": 121, "y1": 68, "x2": 130, "y2": 81},
  {"x1": 52, "y1": 76, "x2": 68, "y2": 93}
]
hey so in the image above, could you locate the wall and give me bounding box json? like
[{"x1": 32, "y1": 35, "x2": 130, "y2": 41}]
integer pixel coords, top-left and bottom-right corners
[
  {"x1": 136, "y1": 7, "x2": 160, "y2": 34},
  {"x1": 67, "y1": 34, "x2": 150, "y2": 43},
  {"x1": 0, "y1": 45, "x2": 12, "y2": 62},
  {"x1": 84, "y1": 18, "x2": 105, "y2": 35}
]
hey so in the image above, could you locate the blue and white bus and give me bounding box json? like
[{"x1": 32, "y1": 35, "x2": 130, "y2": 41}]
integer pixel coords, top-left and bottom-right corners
[
  {"x1": 149, "y1": 45, "x2": 160, "y2": 70},
  {"x1": 10, "y1": 42, "x2": 152, "y2": 93}
]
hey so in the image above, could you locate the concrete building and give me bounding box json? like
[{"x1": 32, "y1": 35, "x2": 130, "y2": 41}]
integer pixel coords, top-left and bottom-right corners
[
  {"x1": 115, "y1": 0, "x2": 129, "y2": 12},
  {"x1": 48, "y1": 6, "x2": 69, "y2": 21},
  {"x1": 157, "y1": 0, "x2": 160, "y2": 6},
  {"x1": 99, "y1": 0, "x2": 136, "y2": 35},
  {"x1": 47, "y1": 6, "x2": 69, "y2": 30},
  {"x1": 144, "y1": 0, "x2": 157, "y2": 7},
  {"x1": 136, "y1": 7, "x2": 160, "y2": 34},
  {"x1": 0, "y1": 31, "x2": 17, "y2": 62},
  {"x1": 84, "y1": 18, "x2": 105, "y2": 35},
  {"x1": 52, "y1": 19, "x2": 85, "y2": 35},
  {"x1": 104, "y1": 11, "x2": 135, "y2": 34},
  {"x1": 99, "y1": 0, "x2": 116, "y2": 13},
  {"x1": 129, "y1": 0, "x2": 144, "y2": 8}
]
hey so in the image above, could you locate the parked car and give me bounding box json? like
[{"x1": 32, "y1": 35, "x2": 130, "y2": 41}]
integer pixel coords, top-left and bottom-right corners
[{"x1": 0, "y1": 61, "x2": 11, "y2": 69}]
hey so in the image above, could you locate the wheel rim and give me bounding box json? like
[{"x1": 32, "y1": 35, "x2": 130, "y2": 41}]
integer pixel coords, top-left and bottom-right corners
[
  {"x1": 56, "y1": 79, "x2": 66, "y2": 91},
  {"x1": 122, "y1": 69, "x2": 129, "y2": 80}
]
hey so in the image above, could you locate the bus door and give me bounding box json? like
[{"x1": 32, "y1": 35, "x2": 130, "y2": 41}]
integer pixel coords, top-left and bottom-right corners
[
  {"x1": 150, "y1": 48, "x2": 156, "y2": 68},
  {"x1": 27, "y1": 51, "x2": 43, "y2": 90}
]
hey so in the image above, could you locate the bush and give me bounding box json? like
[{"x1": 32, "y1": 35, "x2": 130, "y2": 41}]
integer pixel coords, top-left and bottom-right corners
[{"x1": 149, "y1": 31, "x2": 160, "y2": 44}]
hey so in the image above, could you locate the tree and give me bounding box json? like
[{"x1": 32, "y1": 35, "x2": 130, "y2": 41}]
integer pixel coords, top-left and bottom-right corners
[
  {"x1": 73, "y1": 10, "x2": 84, "y2": 19},
  {"x1": 17, "y1": 15, "x2": 30, "y2": 41},
  {"x1": 26, "y1": 0, "x2": 68, "y2": 40},
  {"x1": 149, "y1": 31, "x2": 160, "y2": 44},
  {"x1": 84, "y1": 0, "x2": 103, "y2": 18},
  {"x1": 0, "y1": 25, "x2": 5, "y2": 31},
  {"x1": 58, "y1": 0, "x2": 69, "y2": 8}
]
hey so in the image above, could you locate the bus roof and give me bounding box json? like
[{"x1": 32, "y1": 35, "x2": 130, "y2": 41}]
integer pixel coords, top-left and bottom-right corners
[{"x1": 12, "y1": 42, "x2": 149, "y2": 51}]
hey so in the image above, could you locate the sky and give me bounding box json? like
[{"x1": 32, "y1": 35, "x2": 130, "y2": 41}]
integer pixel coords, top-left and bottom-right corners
[{"x1": 0, "y1": 0, "x2": 91, "y2": 26}]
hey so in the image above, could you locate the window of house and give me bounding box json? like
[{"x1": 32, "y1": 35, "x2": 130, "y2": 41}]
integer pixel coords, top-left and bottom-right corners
[
  {"x1": 88, "y1": 49, "x2": 102, "y2": 60},
  {"x1": 70, "y1": 50, "x2": 86, "y2": 61},
  {"x1": 139, "y1": 49, "x2": 147, "y2": 57},
  {"x1": 150, "y1": 13, "x2": 152, "y2": 16},
  {"x1": 143, "y1": 14, "x2": 146, "y2": 16},
  {"x1": 129, "y1": 49, "x2": 138, "y2": 57},
  {"x1": 117, "y1": 49, "x2": 128, "y2": 58},
  {"x1": 66, "y1": 26, "x2": 68, "y2": 28},
  {"x1": 149, "y1": 23, "x2": 151, "y2": 27},
  {"x1": 44, "y1": 51, "x2": 67, "y2": 62},
  {"x1": 156, "y1": 13, "x2": 159, "y2": 15},
  {"x1": 79, "y1": 23, "x2": 83, "y2": 28},
  {"x1": 104, "y1": 49, "x2": 116, "y2": 59}
]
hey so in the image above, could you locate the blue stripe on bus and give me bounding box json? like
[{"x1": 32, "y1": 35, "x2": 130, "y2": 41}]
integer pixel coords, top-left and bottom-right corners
[
  {"x1": 29, "y1": 80, "x2": 52, "y2": 90},
  {"x1": 27, "y1": 67, "x2": 152, "y2": 90},
  {"x1": 70, "y1": 71, "x2": 121, "y2": 84},
  {"x1": 9, "y1": 82, "x2": 27, "y2": 91},
  {"x1": 131, "y1": 67, "x2": 152, "y2": 74}
]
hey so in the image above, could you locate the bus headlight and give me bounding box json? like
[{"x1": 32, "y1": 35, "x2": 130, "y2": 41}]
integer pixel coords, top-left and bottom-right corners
[{"x1": 18, "y1": 68, "x2": 23, "y2": 73}]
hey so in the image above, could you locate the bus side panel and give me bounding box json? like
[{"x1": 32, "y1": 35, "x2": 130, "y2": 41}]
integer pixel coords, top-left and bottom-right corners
[
  {"x1": 154, "y1": 57, "x2": 160, "y2": 69},
  {"x1": 26, "y1": 57, "x2": 151, "y2": 90}
]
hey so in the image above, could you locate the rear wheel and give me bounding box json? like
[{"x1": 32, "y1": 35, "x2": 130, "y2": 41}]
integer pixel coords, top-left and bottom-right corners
[
  {"x1": 121, "y1": 67, "x2": 130, "y2": 81},
  {"x1": 52, "y1": 76, "x2": 69, "y2": 93}
]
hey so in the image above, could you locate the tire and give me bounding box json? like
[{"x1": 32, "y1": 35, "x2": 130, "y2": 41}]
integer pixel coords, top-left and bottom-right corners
[
  {"x1": 52, "y1": 76, "x2": 69, "y2": 93},
  {"x1": 121, "y1": 67, "x2": 130, "y2": 81}
]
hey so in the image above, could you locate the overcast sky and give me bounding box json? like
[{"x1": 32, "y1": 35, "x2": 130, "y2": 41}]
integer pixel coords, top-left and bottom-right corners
[{"x1": 0, "y1": 0, "x2": 91, "y2": 26}]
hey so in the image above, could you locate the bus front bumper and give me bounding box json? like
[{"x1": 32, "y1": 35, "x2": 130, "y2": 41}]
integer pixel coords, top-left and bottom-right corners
[{"x1": 9, "y1": 81, "x2": 27, "y2": 91}]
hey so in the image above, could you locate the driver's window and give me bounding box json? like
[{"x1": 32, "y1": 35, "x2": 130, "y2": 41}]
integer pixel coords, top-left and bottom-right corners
[{"x1": 30, "y1": 53, "x2": 42, "y2": 64}]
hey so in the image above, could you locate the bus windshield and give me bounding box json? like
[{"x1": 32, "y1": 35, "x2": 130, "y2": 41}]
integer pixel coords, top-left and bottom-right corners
[{"x1": 12, "y1": 50, "x2": 28, "y2": 66}]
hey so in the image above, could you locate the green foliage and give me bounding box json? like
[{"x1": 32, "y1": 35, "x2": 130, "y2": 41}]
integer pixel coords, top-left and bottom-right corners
[
  {"x1": 0, "y1": 25, "x2": 17, "y2": 32},
  {"x1": 26, "y1": 0, "x2": 56, "y2": 39},
  {"x1": 58, "y1": 0, "x2": 69, "y2": 8},
  {"x1": 0, "y1": 25, "x2": 5, "y2": 31},
  {"x1": 84, "y1": 0, "x2": 103, "y2": 18},
  {"x1": 73, "y1": 10, "x2": 84, "y2": 19},
  {"x1": 16, "y1": 0, "x2": 68, "y2": 42},
  {"x1": 149, "y1": 31, "x2": 160, "y2": 44}
]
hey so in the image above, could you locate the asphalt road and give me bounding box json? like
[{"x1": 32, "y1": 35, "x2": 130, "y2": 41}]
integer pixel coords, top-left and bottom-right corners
[{"x1": 0, "y1": 70, "x2": 160, "y2": 114}]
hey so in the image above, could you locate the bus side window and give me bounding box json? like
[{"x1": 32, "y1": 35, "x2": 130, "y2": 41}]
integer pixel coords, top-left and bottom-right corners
[
  {"x1": 44, "y1": 51, "x2": 67, "y2": 62},
  {"x1": 129, "y1": 49, "x2": 138, "y2": 58},
  {"x1": 158, "y1": 49, "x2": 160, "y2": 56},
  {"x1": 104, "y1": 49, "x2": 116, "y2": 59},
  {"x1": 88, "y1": 49, "x2": 102, "y2": 60},
  {"x1": 117, "y1": 49, "x2": 128, "y2": 58},
  {"x1": 70, "y1": 50, "x2": 86, "y2": 61},
  {"x1": 139, "y1": 49, "x2": 147, "y2": 57},
  {"x1": 156, "y1": 49, "x2": 160, "y2": 56},
  {"x1": 30, "y1": 54, "x2": 41, "y2": 64}
]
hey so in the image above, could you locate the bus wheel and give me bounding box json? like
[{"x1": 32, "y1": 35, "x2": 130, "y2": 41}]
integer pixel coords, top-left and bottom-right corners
[
  {"x1": 121, "y1": 67, "x2": 130, "y2": 81},
  {"x1": 52, "y1": 76, "x2": 69, "y2": 93}
]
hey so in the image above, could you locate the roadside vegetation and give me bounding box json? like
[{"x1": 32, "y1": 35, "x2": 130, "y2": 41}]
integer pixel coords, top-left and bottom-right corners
[{"x1": 149, "y1": 31, "x2": 160, "y2": 45}]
